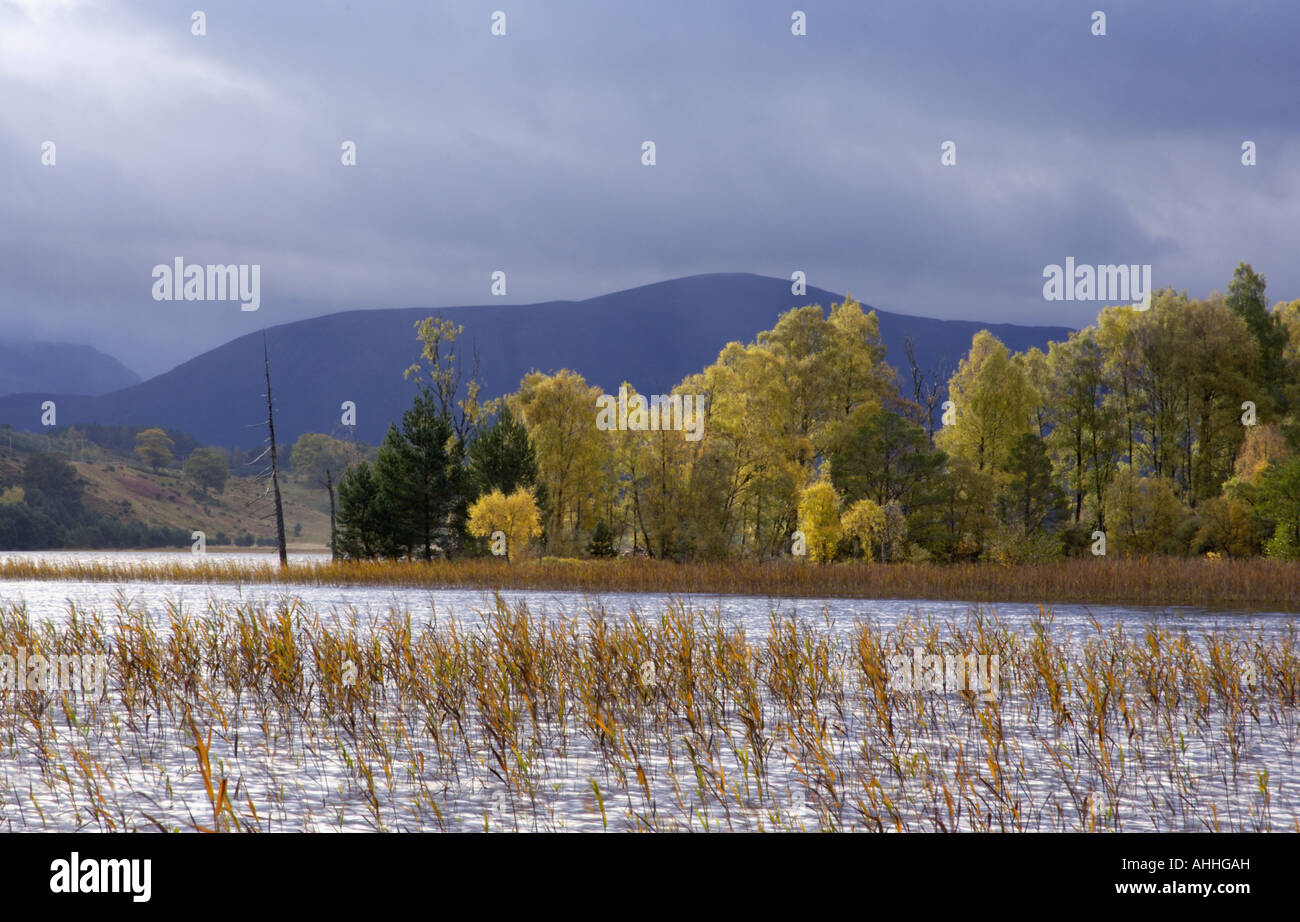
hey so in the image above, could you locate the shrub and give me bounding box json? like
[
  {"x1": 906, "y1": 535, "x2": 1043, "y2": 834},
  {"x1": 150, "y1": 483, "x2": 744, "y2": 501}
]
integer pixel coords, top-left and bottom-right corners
[{"x1": 1265, "y1": 523, "x2": 1300, "y2": 560}]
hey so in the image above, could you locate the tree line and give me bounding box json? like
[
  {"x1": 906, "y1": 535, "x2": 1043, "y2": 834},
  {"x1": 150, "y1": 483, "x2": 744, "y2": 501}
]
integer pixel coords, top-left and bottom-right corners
[{"x1": 316, "y1": 262, "x2": 1300, "y2": 563}]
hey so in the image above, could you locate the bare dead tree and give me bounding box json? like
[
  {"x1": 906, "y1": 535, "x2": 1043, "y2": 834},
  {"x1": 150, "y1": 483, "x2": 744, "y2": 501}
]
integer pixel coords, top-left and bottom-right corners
[
  {"x1": 905, "y1": 336, "x2": 949, "y2": 446},
  {"x1": 263, "y1": 336, "x2": 288, "y2": 568}
]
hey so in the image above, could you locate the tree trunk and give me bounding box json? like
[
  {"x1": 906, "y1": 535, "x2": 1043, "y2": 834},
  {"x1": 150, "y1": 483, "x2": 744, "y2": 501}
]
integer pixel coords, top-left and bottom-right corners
[
  {"x1": 264, "y1": 339, "x2": 288, "y2": 568},
  {"x1": 325, "y1": 469, "x2": 337, "y2": 560}
]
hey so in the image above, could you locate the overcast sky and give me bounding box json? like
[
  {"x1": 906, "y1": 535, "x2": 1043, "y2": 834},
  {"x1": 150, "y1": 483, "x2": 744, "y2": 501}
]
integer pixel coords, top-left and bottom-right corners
[{"x1": 3, "y1": 0, "x2": 1298, "y2": 378}]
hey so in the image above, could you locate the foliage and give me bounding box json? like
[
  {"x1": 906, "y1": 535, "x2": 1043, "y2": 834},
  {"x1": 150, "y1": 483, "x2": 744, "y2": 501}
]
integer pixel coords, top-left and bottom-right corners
[
  {"x1": 468, "y1": 403, "x2": 541, "y2": 498},
  {"x1": 999, "y1": 433, "x2": 1067, "y2": 539},
  {"x1": 1256, "y1": 457, "x2": 1300, "y2": 556},
  {"x1": 1103, "y1": 468, "x2": 1187, "y2": 556},
  {"x1": 586, "y1": 518, "x2": 618, "y2": 558},
  {"x1": 466, "y1": 487, "x2": 543, "y2": 562},
  {"x1": 936, "y1": 330, "x2": 1038, "y2": 476},
  {"x1": 840, "y1": 497, "x2": 886, "y2": 561},
  {"x1": 290, "y1": 433, "x2": 355, "y2": 486},
  {"x1": 335, "y1": 461, "x2": 388, "y2": 559},
  {"x1": 134, "y1": 427, "x2": 175, "y2": 471},
  {"x1": 507, "y1": 370, "x2": 609, "y2": 555},
  {"x1": 184, "y1": 446, "x2": 229, "y2": 495},
  {"x1": 1193, "y1": 495, "x2": 1257, "y2": 557},
  {"x1": 797, "y1": 480, "x2": 841, "y2": 563}
]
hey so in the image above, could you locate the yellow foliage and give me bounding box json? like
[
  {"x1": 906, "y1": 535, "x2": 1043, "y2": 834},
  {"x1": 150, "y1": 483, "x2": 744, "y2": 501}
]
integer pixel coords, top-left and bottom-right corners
[
  {"x1": 841, "y1": 497, "x2": 886, "y2": 561},
  {"x1": 507, "y1": 370, "x2": 609, "y2": 553},
  {"x1": 134, "y1": 427, "x2": 174, "y2": 471},
  {"x1": 797, "y1": 481, "x2": 841, "y2": 563},
  {"x1": 467, "y1": 487, "x2": 543, "y2": 562},
  {"x1": 1235, "y1": 424, "x2": 1290, "y2": 484}
]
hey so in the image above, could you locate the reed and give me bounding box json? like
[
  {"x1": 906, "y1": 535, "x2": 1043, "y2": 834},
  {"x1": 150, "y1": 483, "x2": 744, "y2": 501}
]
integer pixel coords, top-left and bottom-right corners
[
  {"x1": 0, "y1": 595, "x2": 1295, "y2": 832},
  {"x1": 3, "y1": 555, "x2": 1298, "y2": 610}
]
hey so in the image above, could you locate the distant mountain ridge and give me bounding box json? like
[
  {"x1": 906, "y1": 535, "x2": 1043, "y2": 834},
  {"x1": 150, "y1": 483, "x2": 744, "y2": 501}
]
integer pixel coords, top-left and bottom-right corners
[
  {"x1": 0, "y1": 274, "x2": 1074, "y2": 449},
  {"x1": 0, "y1": 340, "x2": 140, "y2": 397}
]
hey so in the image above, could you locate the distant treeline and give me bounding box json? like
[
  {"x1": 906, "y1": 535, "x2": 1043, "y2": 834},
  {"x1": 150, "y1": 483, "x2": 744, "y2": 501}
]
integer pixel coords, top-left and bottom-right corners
[
  {"x1": 43, "y1": 422, "x2": 273, "y2": 473},
  {"x1": 49, "y1": 422, "x2": 200, "y2": 460}
]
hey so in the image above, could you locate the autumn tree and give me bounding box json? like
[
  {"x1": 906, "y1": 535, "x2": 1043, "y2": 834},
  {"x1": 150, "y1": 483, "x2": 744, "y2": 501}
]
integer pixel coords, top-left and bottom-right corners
[
  {"x1": 600, "y1": 381, "x2": 717, "y2": 560},
  {"x1": 135, "y1": 428, "x2": 174, "y2": 471},
  {"x1": 403, "y1": 317, "x2": 483, "y2": 446},
  {"x1": 841, "y1": 497, "x2": 886, "y2": 561},
  {"x1": 507, "y1": 369, "x2": 610, "y2": 554},
  {"x1": 1277, "y1": 298, "x2": 1300, "y2": 348},
  {"x1": 1233, "y1": 424, "x2": 1290, "y2": 484},
  {"x1": 1095, "y1": 290, "x2": 1256, "y2": 503},
  {"x1": 937, "y1": 331, "x2": 1039, "y2": 476},
  {"x1": 466, "y1": 487, "x2": 543, "y2": 561},
  {"x1": 1019, "y1": 347, "x2": 1053, "y2": 440},
  {"x1": 1193, "y1": 495, "x2": 1256, "y2": 557},
  {"x1": 1103, "y1": 468, "x2": 1187, "y2": 556},
  {"x1": 1045, "y1": 329, "x2": 1119, "y2": 527},
  {"x1": 1167, "y1": 293, "x2": 1257, "y2": 504},
  {"x1": 183, "y1": 446, "x2": 228, "y2": 496},
  {"x1": 1096, "y1": 304, "x2": 1145, "y2": 469},
  {"x1": 691, "y1": 341, "x2": 803, "y2": 557},
  {"x1": 671, "y1": 296, "x2": 895, "y2": 560},
  {"x1": 797, "y1": 480, "x2": 841, "y2": 563}
]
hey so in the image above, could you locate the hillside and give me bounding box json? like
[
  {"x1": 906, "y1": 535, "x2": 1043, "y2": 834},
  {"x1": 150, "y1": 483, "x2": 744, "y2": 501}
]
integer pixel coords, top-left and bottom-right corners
[
  {"x1": 0, "y1": 274, "x2": 1074, "y2": 449},
  {"x1": 0, "y1": 431, "x2": 333, "y2": 548},
  {"x1": 73, "y1": 461, "x2": 333, "y2": 549},
  {"x1": 0, "y1": 340, "x2": 140, "y2": 397}
]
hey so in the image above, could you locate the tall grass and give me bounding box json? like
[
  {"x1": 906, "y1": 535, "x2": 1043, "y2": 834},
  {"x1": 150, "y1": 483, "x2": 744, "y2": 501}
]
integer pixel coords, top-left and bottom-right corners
[{"x1": 2, "y1": 555, "x2": 1299, "y2": 610}]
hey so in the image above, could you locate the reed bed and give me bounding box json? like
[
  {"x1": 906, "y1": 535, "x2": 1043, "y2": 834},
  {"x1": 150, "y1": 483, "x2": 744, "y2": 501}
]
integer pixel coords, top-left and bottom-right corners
[
  {"x1": 2, "y1": 556, "x2": 1299, "y2": 611},
  {"x1": 0, "y1": 596, "x2": 1295, "y2": 832}
]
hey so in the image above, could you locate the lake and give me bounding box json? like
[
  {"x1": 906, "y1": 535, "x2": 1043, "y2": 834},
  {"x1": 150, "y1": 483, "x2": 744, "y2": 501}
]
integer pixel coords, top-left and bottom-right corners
[{"x1": 0, "y1": 550, "x2": 1295, "y2": 832}]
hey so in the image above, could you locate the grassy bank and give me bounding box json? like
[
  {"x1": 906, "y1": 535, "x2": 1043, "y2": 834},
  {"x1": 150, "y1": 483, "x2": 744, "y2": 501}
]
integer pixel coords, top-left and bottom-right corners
[{"x1": 1, "y1": 555, "x2": 1299, "y2": 611}]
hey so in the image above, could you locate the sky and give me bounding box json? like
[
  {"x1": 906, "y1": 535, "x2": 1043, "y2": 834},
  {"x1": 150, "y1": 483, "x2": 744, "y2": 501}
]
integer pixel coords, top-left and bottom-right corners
[{"x1": 2, "y1": 0, "x2": 1298, "y2": 378}]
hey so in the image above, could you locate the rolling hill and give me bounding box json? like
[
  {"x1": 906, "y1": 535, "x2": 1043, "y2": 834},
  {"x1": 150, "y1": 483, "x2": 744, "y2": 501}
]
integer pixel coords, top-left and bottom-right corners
[
  {"x1": 0, "y1": 274, "x2": 1074, "y2": 449},
  {"x1": 0, "y1": 340, "x2": 140, "y2": 397}
]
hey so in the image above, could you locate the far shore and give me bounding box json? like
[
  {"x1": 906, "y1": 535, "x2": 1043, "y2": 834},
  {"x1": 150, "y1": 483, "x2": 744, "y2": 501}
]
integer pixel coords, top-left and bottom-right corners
[{"x1": 1, "y1": 554, "x2": 1297, "y2": 613}]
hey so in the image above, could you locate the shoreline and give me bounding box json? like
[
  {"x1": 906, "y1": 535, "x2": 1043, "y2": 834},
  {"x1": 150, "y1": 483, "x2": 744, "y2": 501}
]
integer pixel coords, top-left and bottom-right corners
[{"x1": 0, "y1": 555, "x2": 1297, "y2": 613}]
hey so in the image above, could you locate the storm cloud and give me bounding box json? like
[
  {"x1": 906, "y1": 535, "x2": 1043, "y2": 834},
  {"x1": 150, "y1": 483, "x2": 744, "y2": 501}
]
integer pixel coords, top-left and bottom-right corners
[{"x1": 2, "y1": 0, "x2": 1297, "y2": 377}]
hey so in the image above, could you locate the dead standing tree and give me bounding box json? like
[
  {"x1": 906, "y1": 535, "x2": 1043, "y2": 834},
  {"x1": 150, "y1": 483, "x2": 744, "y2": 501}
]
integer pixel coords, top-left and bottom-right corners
[
  {"x1": 905, "y1": 336, "x2": 949, "y2": 447},
  {"x1": 263, "y1": 336, "x2": 288, "y2": 568}
]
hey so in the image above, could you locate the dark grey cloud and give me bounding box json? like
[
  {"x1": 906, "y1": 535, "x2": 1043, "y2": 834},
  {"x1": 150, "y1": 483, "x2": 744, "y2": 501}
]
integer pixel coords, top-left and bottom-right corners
[{"x1": 2, "y1": 0, "x2": 1297, "y2": 378}]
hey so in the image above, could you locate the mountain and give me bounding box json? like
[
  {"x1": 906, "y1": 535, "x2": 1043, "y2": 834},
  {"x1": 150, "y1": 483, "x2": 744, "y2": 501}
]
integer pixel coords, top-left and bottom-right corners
[
  {"x1": 0, "y1": 274, "x2": 1073, "y2": 449},
  {"x1": 0, "y1": 340, "x2": 140, "y2": 397}
]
